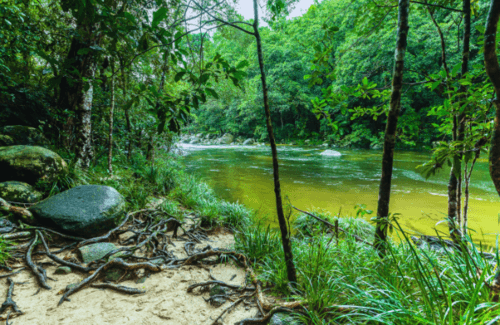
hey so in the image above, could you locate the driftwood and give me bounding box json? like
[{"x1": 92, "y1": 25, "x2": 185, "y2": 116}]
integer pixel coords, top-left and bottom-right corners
[{"x1": 90, "y1": 283, "x2": 145, "y2": 295}]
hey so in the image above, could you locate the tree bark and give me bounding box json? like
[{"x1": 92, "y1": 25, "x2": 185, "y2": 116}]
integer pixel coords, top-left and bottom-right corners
[
  {"x1": 253, "y1": 0, "x2": 297, "y2": 284},
  {"x1": 57, "y1": 22, "x2": 99, "y2": 170},
  {"x1": 484, "y1": 0, "x2": 500, "y2": 196},
  {"x1": 107, "y1": 59, "x2": 115, "y2": 174},
  {"x1": 374, "y1": 0, "x2": 410, "y2": 256}
]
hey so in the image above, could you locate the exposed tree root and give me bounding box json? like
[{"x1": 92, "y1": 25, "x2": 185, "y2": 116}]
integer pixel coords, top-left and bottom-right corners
[
  {"x1": 0, "y1": 268, "x2": 25, "y2": 279},
  {"x1": 26, "y1": 234, "x2": 51, "y2": 290},
  {"x1": 187, "y1": 280, "x2": 255, "y2": 293},
  {"x1": 0, "y1": 278, "x2": 23, "y2": 315},
  {"x1": 90, "y1": 283, "x2": 146, "y2": 295},
  {"x1": 58, "y1": 258, "x2": 161, "y2": 306},
  {"x1": 37, "y1": 230, "x2": 95, "y2": 273}
]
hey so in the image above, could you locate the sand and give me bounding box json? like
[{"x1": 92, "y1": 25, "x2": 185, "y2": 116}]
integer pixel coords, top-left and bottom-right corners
[{"x1": 0, "y1": 228, "x2": 258, "y2": 325}]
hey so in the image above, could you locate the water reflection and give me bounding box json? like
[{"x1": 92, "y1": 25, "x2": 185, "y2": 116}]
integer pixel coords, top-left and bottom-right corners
[{"x1": 178, "y1": 144, "x2": 500, "y2": 245}]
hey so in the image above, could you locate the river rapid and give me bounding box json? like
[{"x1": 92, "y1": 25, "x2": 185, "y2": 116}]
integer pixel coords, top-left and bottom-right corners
[{"x1": 178, "y1": 143, "x2": 500, "y2": 245}]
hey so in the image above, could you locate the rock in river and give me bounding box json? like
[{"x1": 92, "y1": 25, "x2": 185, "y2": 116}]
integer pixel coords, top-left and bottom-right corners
[
  {"x1": 0, "y1": 181, "x2": 43, "y2": 203},
  {"x1": 319, "y1": 149, "x2": 341, "y2": 157},
  {"x1": 0, "y1": 145, "x2": 68, "y2": 184},
  {"x1": 30, "y1": 185, "x2": 126, "y2": 238}
]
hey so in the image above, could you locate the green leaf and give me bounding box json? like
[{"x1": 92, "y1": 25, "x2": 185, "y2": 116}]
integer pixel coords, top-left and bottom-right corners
[
  {"x1": 451, "y1": 62, "x2": 461, "y2": 77},
  {"x1": 77, "y1": 48, "x2": 90, "y2": 55},
  {"x1": 475, "y1": 25, "x2": 485, "y2": 34},
  {"x1": 123, "y1": 12, "x2": 136, "y2": 24},
  {"x1": 205, "y1": 88, "x2": 219, "y2": 99},
  {"x1": 175, "y1": 71, "x2": 186, "y2": 82},
  {"x1": 152, "y1": 7, "x2": 168, "y2": 28},
  {"x1": 236, "y1": 60, "x2": 249, "y2": 69}
]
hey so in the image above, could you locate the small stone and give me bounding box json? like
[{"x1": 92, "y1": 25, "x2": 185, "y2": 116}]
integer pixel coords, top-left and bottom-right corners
[
  {"x1": 78, "y1": 242, "x2": 116, "y2": 264},
  {"x1": 269, "y1": 312, "x2": 303, "y2": 325},
  {"x1": 104, "y1": 267, "x2": 128, "y2": 282},
  {"x1": 54, "y1": 266, "x2": 71, "y2": 274}
]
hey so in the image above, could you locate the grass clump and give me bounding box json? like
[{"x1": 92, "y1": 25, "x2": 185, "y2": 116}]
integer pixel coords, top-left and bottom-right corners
[{"x1": 236, "y1": 214, "x2": 500, "y2": 324}]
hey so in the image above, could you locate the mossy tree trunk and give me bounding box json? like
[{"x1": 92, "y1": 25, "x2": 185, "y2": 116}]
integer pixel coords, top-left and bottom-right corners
[
  {"x1": 57, "y1": 21, "x2": 100, "y2": 170},
  {"x1": 374, "y1": 0, "x2": 410, "y2": 256},
  {"x1": 253, "y1": 0, "x2": 297, "y2": 284},
  {"x1": 484, "y1": 0, "x2": 500, "y2": 197}
]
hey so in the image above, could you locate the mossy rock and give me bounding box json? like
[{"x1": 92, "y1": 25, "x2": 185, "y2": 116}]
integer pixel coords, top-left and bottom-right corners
[
  {"x1": 104, "y1": 267, "x2": 132, "y2": 282},
  {"x1": 0, "y1": 126, "x2": 49, "y2": 147},
  {"x1": 0, "y1": 181, "x2": 43, "y2": 203},
  {"x1": 54, "y1": 266, "x2": 72, "y2": 274},
  {"x1": 30, "y1": 185, "x2": 125, "y2": 238},
  {"x1": 0, "y1": 135, "x2": 14, "y2": 147},
  {"x1": 78, "y1": 243, "x2": 117, "y2": 264},
  {"x1": 269, "y1": 312, "x2": 303, "y2": 325},
  {"x1": 0, "y1": 145, "x2": 68, "y2": 184}
]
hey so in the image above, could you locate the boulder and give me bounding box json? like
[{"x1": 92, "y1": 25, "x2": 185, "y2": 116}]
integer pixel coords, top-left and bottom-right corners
[
  {"x1": 0, "y1": 135, "x2": 14, "y2": 147},
  {"x1": 370, "y1": 143, "x2": 383, "y2": 150},
  {"x1": 30, "y1": 185, "x2": 126, "y2": 238},
  {"x1": 0, "y1": 126, "x2": 49, "y2": 147},
  {"x1": 304, "y1": 140, "x2": 311, "y2": 144},
  {"x1": 0, "y1": 218, "x2": 16, "y2": 233},
  {"x1": 0, "y1": 146, "x2": 68, "y2": 184},
  {"x1": 219, "y1": 133, "x2": 234, "y2": 145},
  {"x1": 78, "y1": 242, "x2": 117, "y2": 263},
  {"x1": 242, "y1": 138, "x2": 254, "y2": 145},
  {"x1": 0, "y1": 181, "x2": 43, "y2": 203},
  {"x1": 269, "y1": 312, "x2": 303, "y2": 325}
]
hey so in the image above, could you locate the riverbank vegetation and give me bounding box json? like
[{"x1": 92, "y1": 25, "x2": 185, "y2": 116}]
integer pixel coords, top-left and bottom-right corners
[{"x1": 3, "y1": 0, "x2": 500, "y2": 323}]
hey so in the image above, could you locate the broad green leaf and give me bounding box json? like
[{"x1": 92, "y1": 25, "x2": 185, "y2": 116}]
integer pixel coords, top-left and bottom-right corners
[{"x1": 152, "y1": 7, "x2": 168, "y2": 28}]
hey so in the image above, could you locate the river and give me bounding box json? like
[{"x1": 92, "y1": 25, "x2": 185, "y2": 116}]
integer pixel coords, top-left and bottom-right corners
[{"x1": 179, "y1": 143, "x2": 500, "y2": 245}]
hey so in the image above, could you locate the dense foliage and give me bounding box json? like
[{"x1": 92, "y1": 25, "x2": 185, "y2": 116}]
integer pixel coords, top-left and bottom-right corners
[{"x1": 186, "y1": 0, "x2": 493, "y2": 149}]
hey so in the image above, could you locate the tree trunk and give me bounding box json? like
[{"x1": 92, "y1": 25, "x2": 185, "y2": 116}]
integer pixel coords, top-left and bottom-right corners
[
  {"x1": 57, "y1": 22, "x2": 99, "y2": 170},
  {"x1": 456, "y1": 0, "x2": 471, "y2": 236},
  {"x1": 484, "y1": 0, "x2": 500, "y2": 196},
  {"x1": 374, "y1": 0, "x2": 410, "y2": 256},
  {"x1": 253, "y1": 0, "x2": 297, "y2": 284},
  {"x1": 107, "y1": 59, "x2": 115, "y2": 174}
]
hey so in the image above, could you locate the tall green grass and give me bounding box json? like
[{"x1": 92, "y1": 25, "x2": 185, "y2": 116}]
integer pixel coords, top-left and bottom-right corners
[{"x1": 236, "y1": 215, "x2": 500, "y2": 324}]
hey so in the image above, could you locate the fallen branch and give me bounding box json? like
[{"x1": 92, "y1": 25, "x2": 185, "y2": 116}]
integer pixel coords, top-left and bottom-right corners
[
  {"x1": 0, "y1": 198, "x2": 34, "y2": 224},
  {"x1": 292, "y1": 206, "x2": 372, "y2": 246},
  {"x1": 1, "y1": 232, "x2": 31, "y2": 240}
]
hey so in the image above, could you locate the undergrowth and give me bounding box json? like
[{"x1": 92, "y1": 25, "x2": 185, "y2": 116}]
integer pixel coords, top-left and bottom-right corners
[{"x1": 236, "y1": 211, "x2": 500, "y2": 324}]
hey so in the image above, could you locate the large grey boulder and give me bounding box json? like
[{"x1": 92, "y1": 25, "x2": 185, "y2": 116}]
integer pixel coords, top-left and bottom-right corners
[
  {"x1": 0, "y1": 146, "x2": 68, "y2": 184},
  {"x1": 218, "y1": 133, "x2": 234, "y2": 145},
  {"x1": 0, "y1": 181, "x2": 43, "y2": 203},
  {"x1": 242, "y1": 139, "x2": 254, "y2": 145},
  {"x1": 0, "y1": 126, "x2": 49, "y2": 147},
  {"x1": 30, "y1": 185, "x2": 126, "y2": 238}
]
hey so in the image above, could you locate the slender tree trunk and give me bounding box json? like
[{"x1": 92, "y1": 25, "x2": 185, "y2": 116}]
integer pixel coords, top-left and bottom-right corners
[
  {"x1": 253, "y1": 0, "x2": 297, "y2": 284},
  {"x1": 456, "y1": 0, "x2": 471, "y2": 236},
  {"x1": 374, "y1": 0, "x2": 410, "y2": 256},
  {"x1": 428, "y1": 6, "x2": 462, "y2": 242},
  {"x1": 118, "y1": 59, "x2": 133, "y2": 161},
  {"x1": 107, "y1": 59, "x2": 115, "y2": 174},
  {"x1": 484, "y1": 0, "x2": 500, "y2": 196}
]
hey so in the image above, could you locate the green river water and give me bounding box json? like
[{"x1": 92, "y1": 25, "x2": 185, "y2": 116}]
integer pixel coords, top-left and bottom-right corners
[{"x1": 180, "y1": 143, "x2": 500, "y2": 245}]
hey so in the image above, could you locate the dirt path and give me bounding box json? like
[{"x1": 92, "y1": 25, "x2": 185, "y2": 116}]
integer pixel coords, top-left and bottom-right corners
[{"x1": 0, "y1": 228, "x2": 257, "y2": 325}]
